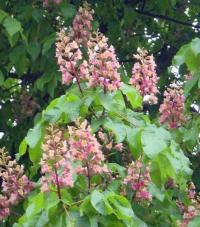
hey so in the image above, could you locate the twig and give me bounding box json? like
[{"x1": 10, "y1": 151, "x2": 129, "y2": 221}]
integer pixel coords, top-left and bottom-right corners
[
  {"x1": 135, "y1": 9, "x2": 200, "y2": 29},
  {"x1": 54, "y1": 165, "x2": 62, "y2": 200}
]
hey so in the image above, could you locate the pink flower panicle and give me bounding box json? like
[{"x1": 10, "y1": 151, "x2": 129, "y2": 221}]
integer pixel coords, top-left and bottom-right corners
[
  {"x1": 130, "y1": 48, "x2": 158, "y2": 104},
  {"x1": 0, "y1": 148, "x2": 34, "y2": 221},
  {"x1": 159, "y1": 83, "x2": 185, "y2": 129},
  {"x1": 124, "y1": 159, "x2": 152, "y2": 202},
  {"x1": 71, "y1": 2, "x2": 94, "y2": 47},
  {"x1": 87, "y1": 32, "x2": 121, "y2": 92},
  {"x1": 177, "y1": 182, "x2": 200, "y2": 227},
  {"x1": 55, "y1": 30, "x2": 89, "y2": 85},
  {"x1": 40, "y1": 126, "x2": 73, "y2": 192},
  {"x1": 68, "y1": 120, "x2": 108, "y2": 176}
]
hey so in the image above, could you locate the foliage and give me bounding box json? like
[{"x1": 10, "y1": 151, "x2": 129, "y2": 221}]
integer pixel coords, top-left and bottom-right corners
[{"x1": 0, "y1": 1, "x2": 200, "y2": 227}]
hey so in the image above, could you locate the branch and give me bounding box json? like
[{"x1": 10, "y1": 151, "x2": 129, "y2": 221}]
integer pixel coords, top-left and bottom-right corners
[{"x1": 135, "y1": 9, "x2": 200, "y2": 29}]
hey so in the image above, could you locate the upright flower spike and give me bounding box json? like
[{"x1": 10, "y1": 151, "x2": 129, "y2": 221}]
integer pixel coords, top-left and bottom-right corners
[
  {"x1": 177, "y1": 182, "x2": 200, "y2": 227},
  {"x1": 71, "y1": 2, "x2": 94, "y2": 47},
  {"x1": 87, "y1": 32, "x2": 121, "y2": 92},
  {"x1": 0, "y1": 148, "x2": 34, "y2": 220},
  {"x1": 68, "y1": 120, "x2": 108, "y2": 176},
  {"x1": 130, "y1": 48, "x2": 158, "y2": 104},
  {"x1": 40, "y1": 126, "x2": 73, "y2": 192},
  {"x1": 124, "y1": 159, "x2": 152, "y2": 202},
  {"x1": 55, "y1": 30, "x2": 89, "y2": 85},
  {"x1": 159, "y1": 83, "x2": 185, "y2": 129}
]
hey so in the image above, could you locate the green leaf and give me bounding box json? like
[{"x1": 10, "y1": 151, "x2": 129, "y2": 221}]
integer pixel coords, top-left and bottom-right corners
[
  {"x1": 0, "y1": 70, "x2": 4, "y2": 85},
  {"x1": 60, "y1": 3, "x2": 76, "y2": 20},
  {"x1": 107, "y1": 193, "x2": 134, "y2": 220},
  {"x1": 19, "y1": 139, "x2": 27, "y2": 156},
  {"x1": 190, "y1": 38, "x2": 200, "y2": 56},
  {"x1": 27, "y1": 42, "x2": 41, "y2": 61},
  {"x1": 108, "y1": 163, "x2": 126, "y2": 177},
  {"x1": 148, "y1": 183, "x2": 165, "y2": 201},
  {"x1": 3, "y1": 16, "x2": 22, "y2": 37},
  {"x1": 42, "y1": 33, "x2": 56, "y2": 55},
  {"x1": 141, "y1": 125, "x2": 171, "y2": 158},
  {"x1": 35, "y1": 211, "x2": 49, "y2": 227},
  {"x1": 151, "y1": 151, "x2": 176, "y2": 185},
  {"x1": 104, "y1": 118, "x2": 126, "y2": 143},
  {"x1": 26, "y1": 192, "x2": 44, "y2": 218},
  {"x1": 126, "y1": 126, "x2": 142, "y2": 158},
  {"x1": 184, "y1": 73, "x2": 199, "y2": 97},
  {"x1": 44, "y1": 192, "x2": 59, "y2": 210},
  {"x1": 9, "y1": 44, "x2": 28, "y2": 75},
  {"x1": 29, "y1": 142, "x2": 42, "y2": 163},
  {"x1": 80, "y1": 196, "x2": 97, "y2": 217},
  {"x1": 91, "y1": 190, "x2": 113, "y2": 215},
  {"x1": 189, "y1": 216, "x2": 200, "y2": 227},
  {"x1": 0, "y1": 9, "x2": 8, "y2": 23},
  {"x1": 98, "y1": 91, "x2": 124, "y2": 112},
  {"x1": 25, "y1": 123, "x2": 42, "y2": 148},
  {"x1": 120, "y1": 83, "x2": 142, "y2": 109}
]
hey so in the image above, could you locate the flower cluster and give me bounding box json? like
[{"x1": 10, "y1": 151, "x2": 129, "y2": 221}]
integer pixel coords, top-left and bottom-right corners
[
  {"x1": 55, "y1": 30, "x2": 89, "y2": 85},
  {"x1": 97, "y1": 129, "x2": 123, "y2": 152},
  {"x1": 130, "y1": 48, "x2": 158, "y2": 104},
  {"x1": 0, "y1": 148, "x2": 34, "y2": 221},
  {"x1": 20, "y1": 91, "x2": 40, "y2": 117},
  {"x1": 177, "y1": 182, "x2": 200, "y2": 227},
  {"x1": 56, "y1": 3, "x2": 121, "y2": 92},
  {"x1": 124, "y1": 159, "x2": 152, "y2": 202},
  {"x1": 43, "y1": 0, "x2": 62, "y2": 7},
  {"x1": 71, "y1": 2, "x2": 94, "y2": 47},
  {"x1": 159, "y1": 83, "x2": 185, "y2": 129},
  {"x1": 68, "y1": 120, "x2": 108, "y2": 176},
  {"x1": 87, "y1": 32, "x2": 121, "y2": 92},
  {"x1": 40, "y1": 126, "x2": 73, "y2": 192}
]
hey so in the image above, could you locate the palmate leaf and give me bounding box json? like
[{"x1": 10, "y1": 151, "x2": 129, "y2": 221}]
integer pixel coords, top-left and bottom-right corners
[{"x1": 141, "y1": 125, "x2": 171, "y2": 158}]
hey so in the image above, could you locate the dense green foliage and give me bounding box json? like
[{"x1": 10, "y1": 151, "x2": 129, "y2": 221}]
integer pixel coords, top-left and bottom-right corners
[{"x1": 0, "y1": 0, "x2": 200, "y2": 226}]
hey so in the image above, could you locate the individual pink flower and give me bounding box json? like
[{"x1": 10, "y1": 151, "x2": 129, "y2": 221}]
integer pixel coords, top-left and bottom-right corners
[
  {"x1": 114, "y1": 143, "x2": 123, "y2": 152},
  {"x1": 124, "y1": 159, "x2": 152, "y2": 202},
  {"x1": 87, "y1": 32, "x2": 121, "y2": 92},
  {"x1": 55, "y1": 30, "x2": 89, "y2": 85},
  {"x1": 71, "y1": 2, "x2": 94, "y2": 47},
  {"x1": 130, "y1": 48, "x2": 158, "y2": 104},
  {"x1": 68, "y1": 120, "x2": 108, "y2": 176},
  {"x1": 159, "y1": 83, "x2": 185, "y2": 129},
  {"x1": 40, "y1": 126, "x2": 73, "y2": 192}
]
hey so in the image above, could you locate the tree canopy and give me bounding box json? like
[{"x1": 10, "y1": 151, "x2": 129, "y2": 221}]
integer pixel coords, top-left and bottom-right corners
[{"x1": 0, "y1": 0, "x2": 200, "y2": 226}]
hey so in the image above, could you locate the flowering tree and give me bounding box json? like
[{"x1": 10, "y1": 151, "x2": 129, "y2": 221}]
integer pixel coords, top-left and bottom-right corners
[{"x1": 0, "y1": 1, "x2": 200, "y2": 226}]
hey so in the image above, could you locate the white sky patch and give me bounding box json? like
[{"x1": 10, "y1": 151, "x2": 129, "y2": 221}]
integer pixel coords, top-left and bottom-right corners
[{"x1": 0, "y1": 132, "x2": 4, "y2": 139}]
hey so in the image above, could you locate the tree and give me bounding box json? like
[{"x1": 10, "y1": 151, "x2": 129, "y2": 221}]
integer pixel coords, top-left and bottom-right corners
[{"x1": 0, "y1": 0, "x2": 200, "y2": 226}]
